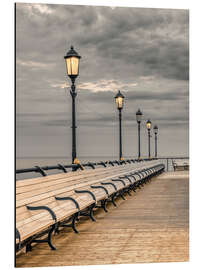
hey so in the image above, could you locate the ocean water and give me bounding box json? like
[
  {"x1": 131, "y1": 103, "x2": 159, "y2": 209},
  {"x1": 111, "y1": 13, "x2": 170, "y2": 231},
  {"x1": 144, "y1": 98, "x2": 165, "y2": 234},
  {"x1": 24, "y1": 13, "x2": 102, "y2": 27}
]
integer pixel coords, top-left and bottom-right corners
[{"x1": 16, "y1": 156, "x2": 188, "y2": 180}]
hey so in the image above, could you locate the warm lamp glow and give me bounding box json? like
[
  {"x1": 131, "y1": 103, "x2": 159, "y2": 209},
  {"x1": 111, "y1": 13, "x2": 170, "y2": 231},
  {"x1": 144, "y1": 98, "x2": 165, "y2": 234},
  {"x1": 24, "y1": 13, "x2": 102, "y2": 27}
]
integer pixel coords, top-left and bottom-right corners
[
  {"x1": 146, "y1": 120, "x2": 152, "y2": 130},
  {"x1": 116, "y1": 96, "x2": 124, "y2": 109},
  {"x1": 65, "y1": 56, "x2": 79, "y2": 76},
  {"x1": 64, "y1": 46, "x2": 81, "y2": 78},
  {"x1": 114, "y1": 90, "x2": 124, "y2": 110}
]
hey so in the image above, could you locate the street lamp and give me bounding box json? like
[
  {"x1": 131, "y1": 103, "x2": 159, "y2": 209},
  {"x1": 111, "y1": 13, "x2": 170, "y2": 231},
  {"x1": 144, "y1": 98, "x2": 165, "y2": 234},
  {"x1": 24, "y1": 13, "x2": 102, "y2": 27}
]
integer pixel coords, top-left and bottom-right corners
[
  {"x1": 114, "y1": 90, "x2": 125, "y2": 161},
  {"x1": 153, "y1": 125, "x2": 158, "y2": 158},
  {"x1": 136, "y1": 109, "x2": 143, "y2": 160},
  {"x1": 146, "y1": 119, "x2": 152, "y2": 159},
  {"x1": 64, "y1": 45, "x2": 81, "y2": 167}
]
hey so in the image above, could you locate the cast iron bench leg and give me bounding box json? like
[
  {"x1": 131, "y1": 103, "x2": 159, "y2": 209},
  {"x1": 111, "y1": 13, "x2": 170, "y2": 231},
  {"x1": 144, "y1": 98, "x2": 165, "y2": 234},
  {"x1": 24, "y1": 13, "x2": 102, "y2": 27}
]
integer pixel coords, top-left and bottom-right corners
[
  {"x1": 110, "y1": 193, "x2": 117, "y2": 207},
  {"x1": 101, "y1": 199, "x2": 108, "y2": 212},
  {"x1": 80, "y1": 203, "x2": 96, "y2": 222},
  {"x1": 72, "y1": 213, "x2": 79, "y2": 233},
  {"x1": 90, "y1": 203, "x2": 96, "y2": 221},
  {"x1": 48, "y1": 225, "x2": 56, "y2": 250},
  {"x1": 120, "y1": 190, "x2": 126, "y2": 200},
  {"x1": 26, "y1": 243, "x2": 32, "y2": 252},
  {"x1": 127, "y1": 189, "x2": 132, "y2": 196},
  {"x1": 26, "y1": 224, "x2": 57, "y2": 251},
  {"x1": 59, "y1": 213, "x2": 80, "y2": 234}
]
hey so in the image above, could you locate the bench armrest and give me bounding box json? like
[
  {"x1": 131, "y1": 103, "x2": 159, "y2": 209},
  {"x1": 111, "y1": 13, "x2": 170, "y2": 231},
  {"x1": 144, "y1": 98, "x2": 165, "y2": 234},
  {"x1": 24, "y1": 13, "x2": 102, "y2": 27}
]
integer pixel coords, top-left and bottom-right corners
[
  {"x1": 119, "y1": 175, "x2": 133, "y2": 184},
  {"x1": 101, "y1": 182, "x2": 117, "y2": 191},
  {"x1": 55, "y1": 196, "x2": 80, "y2": 210},
  {"x1": 91, "y1": 185, "x2": 109, "y2": 196},
  {"x1": 75, "y1": 189, "x2": 96, "y2": 201},
  {"x1": 26, "y1": 205, "x2": 57, "y2": 222},
  {"x1": 111, "y1": 179, "x2": 126, "y2": 186}
]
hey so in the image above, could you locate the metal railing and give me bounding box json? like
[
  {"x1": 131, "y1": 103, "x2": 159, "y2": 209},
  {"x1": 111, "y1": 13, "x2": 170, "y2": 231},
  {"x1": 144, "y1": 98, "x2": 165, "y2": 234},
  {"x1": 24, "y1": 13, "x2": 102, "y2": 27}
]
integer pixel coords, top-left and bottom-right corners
[
  {"x1": 16, "y1": 158, "x2": 157, "y2": 179},
  {"x1": 16, "y1": 156, "x2": 189, "y2": 180},
  {"x1": 158, "y1": 157, "x2": 189, "y2": 171}
]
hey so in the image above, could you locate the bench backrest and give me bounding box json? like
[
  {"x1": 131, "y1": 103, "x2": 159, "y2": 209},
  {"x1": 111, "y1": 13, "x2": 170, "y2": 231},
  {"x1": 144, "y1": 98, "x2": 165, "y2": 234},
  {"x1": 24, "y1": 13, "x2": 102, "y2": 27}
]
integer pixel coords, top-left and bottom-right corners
[
  {"x1": 16, "y1": 161, "x2": 160, "y2": 223},
  {"x1": 16, "y1": 162, "x2": 142, "y2": 207}
]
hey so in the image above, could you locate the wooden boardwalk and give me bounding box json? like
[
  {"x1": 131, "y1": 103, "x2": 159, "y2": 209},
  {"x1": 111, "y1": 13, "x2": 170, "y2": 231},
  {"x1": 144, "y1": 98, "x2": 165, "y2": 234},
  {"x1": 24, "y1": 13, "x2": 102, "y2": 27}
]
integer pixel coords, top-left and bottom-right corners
[{"x1": 16, "y1": 171, "x2": 189, "y2": 267}]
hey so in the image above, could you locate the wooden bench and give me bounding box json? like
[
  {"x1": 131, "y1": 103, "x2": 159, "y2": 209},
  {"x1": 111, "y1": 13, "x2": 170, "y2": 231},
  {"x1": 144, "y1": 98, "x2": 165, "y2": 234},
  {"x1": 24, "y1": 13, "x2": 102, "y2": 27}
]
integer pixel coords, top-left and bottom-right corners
[
  {"x1": 172, "y1": 160, "x2": 189, "y2": 171},
  {"x1": 16, "y1": 161, "x2": 165, "y2": 252}
]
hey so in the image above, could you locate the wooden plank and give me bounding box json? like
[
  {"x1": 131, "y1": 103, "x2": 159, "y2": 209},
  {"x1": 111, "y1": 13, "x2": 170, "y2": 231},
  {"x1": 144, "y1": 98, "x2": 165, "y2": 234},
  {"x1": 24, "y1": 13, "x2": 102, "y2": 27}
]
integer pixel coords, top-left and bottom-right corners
[
  {"x1": 16, "y1": 167, "x2": 110, "y2": 188},
  {"x1": 16, "y1": 161, "x2": 150, "y2": 188},
  {"x1": 16, "y1": 165, "x2": 139, "y2": 207},
  {"x1": 16, "y1": 164, "x2": 132, "y2": 195},
  {"x1": 18, "y1": 219, "x2": 55, "y2": 241},
  {"x1": 16, "y1": 171, "x2": 189, "y2": 267},
  {"x1": 16, "y1": 167, "x2": 121, "y2": 196},
  {"x1": 16, "y1": 163, "x2": 155, "y2": 207},
  {"x1": 16, "y1": 162, "x2": 161, "y2": 248}
]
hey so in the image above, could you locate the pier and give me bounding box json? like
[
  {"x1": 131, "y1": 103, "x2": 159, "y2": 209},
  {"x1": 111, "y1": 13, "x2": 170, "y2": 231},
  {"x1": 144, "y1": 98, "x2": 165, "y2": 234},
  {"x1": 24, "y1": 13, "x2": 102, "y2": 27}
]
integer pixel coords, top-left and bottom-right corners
[
  {"x1": 14, "y1": 4, "x2": 190, "y2": 268},
  {"x1": 16, "y1": 170, "x2": 189, "y2": 267}
]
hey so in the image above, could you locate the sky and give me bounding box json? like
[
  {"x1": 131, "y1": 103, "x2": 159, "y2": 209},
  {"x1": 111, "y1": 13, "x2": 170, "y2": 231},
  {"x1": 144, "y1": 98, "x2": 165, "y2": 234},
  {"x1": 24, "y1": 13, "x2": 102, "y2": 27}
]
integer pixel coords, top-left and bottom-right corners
[{"x1": 16, "y1": 3, "x2": 189, "y2": 160}]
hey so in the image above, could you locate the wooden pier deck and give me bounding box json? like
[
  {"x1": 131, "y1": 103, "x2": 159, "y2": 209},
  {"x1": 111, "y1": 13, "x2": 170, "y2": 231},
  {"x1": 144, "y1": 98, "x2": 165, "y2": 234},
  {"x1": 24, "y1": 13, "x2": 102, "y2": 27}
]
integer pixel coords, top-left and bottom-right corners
[{"x1": 16, "y1": 171, "x2": 189, "y2": 267}]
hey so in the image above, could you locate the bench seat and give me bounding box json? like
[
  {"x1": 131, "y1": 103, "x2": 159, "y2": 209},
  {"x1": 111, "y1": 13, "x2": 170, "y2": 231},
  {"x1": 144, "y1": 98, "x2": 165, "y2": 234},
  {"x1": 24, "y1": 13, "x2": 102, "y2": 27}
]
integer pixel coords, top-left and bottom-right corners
[{"x1": 16, "y1": 160, "x2": 165, "y2": 252}]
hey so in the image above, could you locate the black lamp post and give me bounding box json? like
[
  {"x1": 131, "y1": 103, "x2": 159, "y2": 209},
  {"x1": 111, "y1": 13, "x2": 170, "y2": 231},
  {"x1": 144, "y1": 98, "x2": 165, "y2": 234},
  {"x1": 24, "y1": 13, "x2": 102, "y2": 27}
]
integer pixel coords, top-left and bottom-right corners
[
  {"x1": 64, "y1": 46, "x2": 81, "y2": 167},
  {"x1": 114, "y1": 90, "x2": 125, "y2": 161},
  {"x1": 153, "y1": 125, "x2": 158, "y2": 158},
  {"x1": 136, "y1": 109, "x2": 143, "y2": 160},
  {"x1": 146, "y1": 119, "x2": 152, "y2": 159}
]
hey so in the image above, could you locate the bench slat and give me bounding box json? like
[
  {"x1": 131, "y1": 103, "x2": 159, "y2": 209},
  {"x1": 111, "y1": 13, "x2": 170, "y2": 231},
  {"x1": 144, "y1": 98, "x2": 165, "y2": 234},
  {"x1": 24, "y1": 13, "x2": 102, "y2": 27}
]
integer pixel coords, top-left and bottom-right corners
[{"x1": 16, "y1": 161, "x2": 163, "y2": 246}]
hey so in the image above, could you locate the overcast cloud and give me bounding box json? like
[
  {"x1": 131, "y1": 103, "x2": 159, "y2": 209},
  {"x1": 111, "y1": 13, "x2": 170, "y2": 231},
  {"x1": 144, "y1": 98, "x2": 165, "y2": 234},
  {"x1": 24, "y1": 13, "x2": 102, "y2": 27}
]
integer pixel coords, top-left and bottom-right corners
[{"x1": 16, "y1": 3, "x2": 189, "y2": 161}]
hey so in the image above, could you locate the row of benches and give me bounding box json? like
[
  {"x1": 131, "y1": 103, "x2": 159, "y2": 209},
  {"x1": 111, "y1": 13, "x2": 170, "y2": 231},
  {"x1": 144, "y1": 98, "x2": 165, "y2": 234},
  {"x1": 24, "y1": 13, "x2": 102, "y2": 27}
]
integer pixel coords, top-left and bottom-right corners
[{"x1": 16, "y1": 160, "x2": 165, "y2": 252}]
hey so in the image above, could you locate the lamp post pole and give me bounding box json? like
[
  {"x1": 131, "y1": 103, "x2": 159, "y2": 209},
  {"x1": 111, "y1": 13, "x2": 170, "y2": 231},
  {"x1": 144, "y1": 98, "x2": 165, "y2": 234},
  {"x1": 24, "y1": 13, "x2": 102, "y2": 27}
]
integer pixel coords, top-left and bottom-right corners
[
  {"x1": 114, "y1": 90, "x2": 125, "y2": 161},
  {"x1": 148, "y1": 129, "x2": 151, "y2": 159},
  {"x1": 64, "y1": 46, "x2": 81, "y2": 169},
  {"x1": 119, "y1": 108, "x2": 122, "y2": 160},
  {"x1": 138, "y1": 122, "x2": 141, "y2": 159},
  {"x1": 153, "y1": 125, "x2": 158, "y2": 158},
  {"x1": 155, "y1": 132, "x2": 157, "y2": 158},
  {"x1": 70, "y1": 79, "x2": 77, "y2": 164},
  {"x1": 136, "y1": 109, "x2": 143, "y2": 160},
  {"x1": 146, "y1": 120, "x2": 152, "y2": 159}
]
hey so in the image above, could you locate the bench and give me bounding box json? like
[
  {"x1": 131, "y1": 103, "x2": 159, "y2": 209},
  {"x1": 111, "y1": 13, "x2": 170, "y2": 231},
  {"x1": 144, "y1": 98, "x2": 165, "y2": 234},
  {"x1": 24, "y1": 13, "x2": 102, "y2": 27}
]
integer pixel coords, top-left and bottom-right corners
[
  {"x1": 172, "y1": 160, "x2": 189, "y2": 171},
  {"x1": 16, "y1": 160, "x2": 165, "y2": 252}
]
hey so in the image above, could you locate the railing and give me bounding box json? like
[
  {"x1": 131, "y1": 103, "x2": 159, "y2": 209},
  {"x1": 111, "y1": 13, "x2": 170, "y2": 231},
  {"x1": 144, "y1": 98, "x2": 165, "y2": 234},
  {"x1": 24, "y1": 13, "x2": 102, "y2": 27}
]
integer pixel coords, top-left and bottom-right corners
[
  {"x1": 158, "y1": 157, "x2": 189, "y2": 171},
  {"x1": 16, "y1": 156, "x2": 189, "y2": 180},
  {"x1": 16, "y1": 158, "x2": 157, "y2": 179}
]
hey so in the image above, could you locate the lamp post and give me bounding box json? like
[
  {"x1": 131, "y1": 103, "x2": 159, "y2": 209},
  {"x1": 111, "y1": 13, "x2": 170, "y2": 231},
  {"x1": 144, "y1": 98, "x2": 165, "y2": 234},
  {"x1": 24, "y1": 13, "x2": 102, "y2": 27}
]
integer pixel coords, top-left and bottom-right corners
[
  {"x1": 64, "y1": 46, "x2": 81, "y2": 167},
  {"x1": 146, "y1": 119, "x2": 152, "y2": 159},
  {"x1": 136, "y1": 109, "x2": 143, "y2": 160},
  {"x1": 114, "y1": 90, "x2": 125, "y2": 161},
  {"x1": 153, "y1": 125, "x2": 158, "y2": 158}
]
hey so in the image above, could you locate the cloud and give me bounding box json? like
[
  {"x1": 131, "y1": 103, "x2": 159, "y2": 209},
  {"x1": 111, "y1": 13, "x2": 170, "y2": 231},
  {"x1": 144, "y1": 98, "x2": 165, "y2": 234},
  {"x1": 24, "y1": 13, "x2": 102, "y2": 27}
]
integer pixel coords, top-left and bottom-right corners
[
  {"x1": 51, "y1": 82, "x2": 68, "y2": 89},
  {"x1": 16, "y1": 4, "x2": 189, "y2": 158},
  {"x1": 51, "y1": 79, "x2": 138, "y2": 93},
  {"x1": 33, "y1": 4, "x2": 54, "y2": 14},
  {"x1": 78, "y1": 80, "x2": 138, "y2": 92},
  {"x1": 18, "y1": 3, "x2": 54, "y2": 17},
  {"x1": 17, "y1": 59, "x2": 52, "y2": 69}
]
